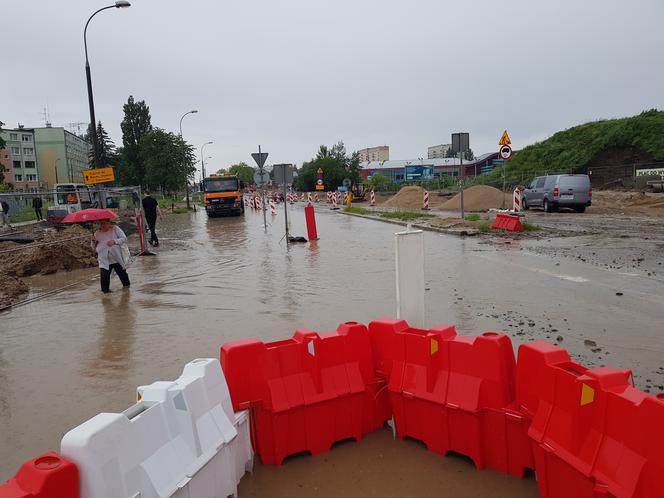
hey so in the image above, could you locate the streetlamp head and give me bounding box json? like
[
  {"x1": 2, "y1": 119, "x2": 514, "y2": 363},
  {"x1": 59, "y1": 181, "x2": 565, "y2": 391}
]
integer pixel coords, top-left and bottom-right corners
[
  {"x1": 191, "y1": 110, "x2": 199, "y2": 114},
  {"x1": 115, "y1": 1, "x2": 131, "y2": 8}
]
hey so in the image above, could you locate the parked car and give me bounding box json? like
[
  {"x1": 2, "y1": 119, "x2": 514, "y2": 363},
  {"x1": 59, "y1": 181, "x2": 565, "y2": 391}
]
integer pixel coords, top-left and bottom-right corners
[{"x1": 522, "y1": 174, "x2": 592, "y2": 213}]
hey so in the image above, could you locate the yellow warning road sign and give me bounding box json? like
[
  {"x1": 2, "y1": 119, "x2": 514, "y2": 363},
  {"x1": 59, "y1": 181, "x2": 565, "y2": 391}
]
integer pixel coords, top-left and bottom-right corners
[
  {"x1": 83, "y1": 167, "x2": 115, "y2": 185},
  {"x1": 499, "y1": 130, "x2": 512, "y2": 146}
]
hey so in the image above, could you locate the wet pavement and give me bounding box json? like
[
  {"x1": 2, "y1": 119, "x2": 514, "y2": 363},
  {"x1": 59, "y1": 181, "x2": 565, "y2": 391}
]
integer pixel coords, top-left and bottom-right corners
[{"x1": 1, "y1": 203, "x2": 663, "y2": 495}]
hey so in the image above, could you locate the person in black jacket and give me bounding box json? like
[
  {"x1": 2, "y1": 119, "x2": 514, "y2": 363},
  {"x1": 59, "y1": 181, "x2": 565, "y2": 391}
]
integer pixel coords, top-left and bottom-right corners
[
  {"x1": 0, "y1": 200, "x2": 10, "y2": 228},
  {"x1": 141, "y1": 191, "x2": 162, "y2": 247},
  {"x1": 32, "y1": 196, "x2": 43, "y2": 221}
]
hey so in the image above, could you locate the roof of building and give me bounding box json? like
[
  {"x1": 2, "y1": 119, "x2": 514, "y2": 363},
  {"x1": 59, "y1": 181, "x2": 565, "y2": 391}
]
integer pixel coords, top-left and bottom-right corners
[{"x1": 361, "y1": 152, "x2": 501, "y2": 170}]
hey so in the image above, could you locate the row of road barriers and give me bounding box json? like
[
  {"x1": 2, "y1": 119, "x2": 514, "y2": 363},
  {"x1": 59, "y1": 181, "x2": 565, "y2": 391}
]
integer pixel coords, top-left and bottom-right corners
[
  {"x1": 0, "y1": 358, "x2": 252, "y2": 498},
  {"x1": 3, "y1": 318, "x2": 664, "y2": 497}
]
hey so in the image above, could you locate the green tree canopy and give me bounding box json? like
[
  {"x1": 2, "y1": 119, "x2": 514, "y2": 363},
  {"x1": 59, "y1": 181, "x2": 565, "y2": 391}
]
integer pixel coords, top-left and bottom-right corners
[
  {"x1": 86, "y1": 121, "x2": 116, "y2": 168},
  {"x1": 119, "y1": 96, "x2": 152, "y2": 185},
  {"x1": 140, "y1": 128, "x2": 196, "y2": 193},
  {"x1": 227, "y1": 162, "x2": 255, "y2": 184},
  {"x1": 294, "y1": 141, "x2": 360, "y2": 191},
  {"x1": 366, "y1": 172, "x2": 394, "y2": 190}
]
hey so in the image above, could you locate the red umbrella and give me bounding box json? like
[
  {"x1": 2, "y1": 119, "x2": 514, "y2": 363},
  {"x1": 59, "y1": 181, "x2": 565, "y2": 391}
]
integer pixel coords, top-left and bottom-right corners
[{"x1": 61, "y1": 208, "x2": 118, "y2": 223}]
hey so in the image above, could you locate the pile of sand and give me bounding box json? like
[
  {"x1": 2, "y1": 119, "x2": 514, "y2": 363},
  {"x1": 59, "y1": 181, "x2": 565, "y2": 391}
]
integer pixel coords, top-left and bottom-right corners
[
  {"x1": 382, "y1": 186, "x2": 437, "y2": 210},
  {"x1": 440, "y1": 186, "x2": 510, "y2": 212},
  {"x1": 0, "y1": 273, "x2": 28, "y2": 305},
  {"x1": 0, "y1": 225, "x2": 97, "y2": 277},
  {"x1": 382, "y1": 185, "x2": 510, "y2": 212}
]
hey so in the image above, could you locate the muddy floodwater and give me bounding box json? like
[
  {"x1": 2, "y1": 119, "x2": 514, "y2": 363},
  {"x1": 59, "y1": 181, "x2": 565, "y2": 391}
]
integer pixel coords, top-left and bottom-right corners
[{"x1": 2, "y1": 204, "x2": 663, "y2": 496}]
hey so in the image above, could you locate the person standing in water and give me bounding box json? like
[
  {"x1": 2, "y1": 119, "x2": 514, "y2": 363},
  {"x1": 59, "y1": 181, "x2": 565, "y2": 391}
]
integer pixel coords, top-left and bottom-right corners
[
  {"x1": 91, "y1": 218, "x2": 130, "y2": 293},
  {"x1": 141, "y1": 191, "x2": 162, "y2": 247}
]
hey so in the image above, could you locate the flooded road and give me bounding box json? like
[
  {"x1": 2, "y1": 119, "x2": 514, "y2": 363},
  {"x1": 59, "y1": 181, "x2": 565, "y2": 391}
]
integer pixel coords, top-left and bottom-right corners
[{"x1": 1, "y1": 203, "x2": 662, "y2": 495}]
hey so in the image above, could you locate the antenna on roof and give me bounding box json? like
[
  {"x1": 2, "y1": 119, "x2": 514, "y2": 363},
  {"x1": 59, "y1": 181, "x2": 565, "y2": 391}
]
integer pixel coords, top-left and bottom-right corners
[{"x1": 42, "y1": 105, "x2": 52, "y2": 127}]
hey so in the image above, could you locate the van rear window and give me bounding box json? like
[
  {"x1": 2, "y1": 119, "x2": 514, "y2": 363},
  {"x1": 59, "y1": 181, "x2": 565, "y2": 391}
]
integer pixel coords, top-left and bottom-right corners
[{"x1": 559, "y1": 176, "x2": 589, "y2": 189}]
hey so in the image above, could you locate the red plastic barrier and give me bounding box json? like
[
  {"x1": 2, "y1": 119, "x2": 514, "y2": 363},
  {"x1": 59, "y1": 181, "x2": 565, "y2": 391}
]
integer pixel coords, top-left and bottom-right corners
[
  {"x1": 0, "y1": 452, "x2": 78, "y2": 498},
  {"x1": 369, "y1": 318, "x2": 533, "y2": 477},
  {"x1": 517, "y1": 342, "x2": 664, "y2": 498},
  {"x1": 221, "y1": 321, "x2": 390, "y2": 465},
  {"x1": 491, "y1": 213, "x2": 524, "y2": 232},
  {"x1": 304, "y1": 203, "x2": 318, "y2": 241}
]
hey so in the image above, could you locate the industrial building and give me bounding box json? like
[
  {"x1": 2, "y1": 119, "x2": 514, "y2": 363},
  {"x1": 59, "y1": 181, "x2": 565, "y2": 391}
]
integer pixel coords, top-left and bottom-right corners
[{"x1": 360, "y1": 152, "x2": 502, "y2": 183}]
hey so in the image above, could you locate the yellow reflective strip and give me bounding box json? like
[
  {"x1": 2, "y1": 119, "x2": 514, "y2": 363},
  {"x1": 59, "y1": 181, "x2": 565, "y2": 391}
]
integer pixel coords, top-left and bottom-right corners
[
  {"x1": 580, "y1": 384, "x2": 595, "y2": 406},
  {"x1": 430, "y1": 338, "x2": 439, "y2": 355}
]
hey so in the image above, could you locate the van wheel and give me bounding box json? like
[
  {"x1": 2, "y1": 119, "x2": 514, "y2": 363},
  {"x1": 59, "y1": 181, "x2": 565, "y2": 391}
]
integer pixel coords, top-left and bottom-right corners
[
  {"x1": 522, "y1": 198, "x2": 529, "y2": 210},
  {"x1": 575, "y1": 206, "x2": 586, "y2": 213},
  {"x1": 543, "y1": 199, "x2": 552, "y2": 213}
]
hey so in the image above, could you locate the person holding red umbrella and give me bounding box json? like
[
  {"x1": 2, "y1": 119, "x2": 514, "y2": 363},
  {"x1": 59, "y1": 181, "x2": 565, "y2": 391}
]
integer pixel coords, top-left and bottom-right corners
[{"x1": 91, "y1": 218, "x2": 131, "y2": 293}]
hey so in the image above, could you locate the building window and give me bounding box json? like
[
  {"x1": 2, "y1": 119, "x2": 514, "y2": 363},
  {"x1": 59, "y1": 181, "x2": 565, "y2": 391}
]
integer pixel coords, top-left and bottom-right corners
[
  {"x1": 21, "y1": 134, "x2": 32, "y2": 142},
  {"x1": 23, "y1": 147, "x2": 34, "y2": 155},
  {"x1": 25, "y1": 161, "x2": 36, "y2": 168},
  {"x1": 11, "y1": 147, "x2": 20, "y2": 155},
  {"x1": 14, "y1": 174, "x2": 22, "y2": 181},
  {"x1": 13, "y1": 161, "x2": 21, "y2": 169},
  {"x1": 26, "y1": 174, "x2": 37, "y2": 181},
  {"x1": 9, "y1": 133, "x2": 18, "y2": 141}
]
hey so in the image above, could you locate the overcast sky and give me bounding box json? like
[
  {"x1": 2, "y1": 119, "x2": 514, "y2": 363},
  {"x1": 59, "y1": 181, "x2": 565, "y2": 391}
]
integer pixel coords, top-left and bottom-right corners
[{"x1": 2, "y1": 0, "x2": 663, "y2": 175}]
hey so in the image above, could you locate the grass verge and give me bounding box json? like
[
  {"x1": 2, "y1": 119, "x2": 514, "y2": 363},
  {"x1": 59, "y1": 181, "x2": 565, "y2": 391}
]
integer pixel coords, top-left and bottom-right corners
[
  {"x1": 345, "y1": 206, "x2": 435, "y2": 222},
  {"x1": 522, "y1": 222, "x2": 542, "y2": 231},
  {"x1": 464, "y1": 213, "x2": 481, "y2": 221}
]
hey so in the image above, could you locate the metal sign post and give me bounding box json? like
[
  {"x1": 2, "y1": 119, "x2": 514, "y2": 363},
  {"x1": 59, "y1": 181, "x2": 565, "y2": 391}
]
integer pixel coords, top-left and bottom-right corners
[
  {"x1": 273, "y1": 164, "x2": 293, "y2": 246},
  {"x1": 498, "y1": 131, "x2": 512, "y2": 198},
  {"x1": 252, "y1": 145, "x2": 269, "y2": 233},
  {"x1": 452, "y1": 132, "x2": 470, "y2": 220}
]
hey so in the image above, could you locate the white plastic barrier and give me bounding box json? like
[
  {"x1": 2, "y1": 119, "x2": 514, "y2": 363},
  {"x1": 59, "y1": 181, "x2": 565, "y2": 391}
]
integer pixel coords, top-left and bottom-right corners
[{"x1": 61, "y1": 358, "x2": 252, "y2": 498}]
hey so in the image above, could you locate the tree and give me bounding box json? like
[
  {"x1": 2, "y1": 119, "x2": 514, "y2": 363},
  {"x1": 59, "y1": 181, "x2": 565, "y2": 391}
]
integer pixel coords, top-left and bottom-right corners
[
  {"x1": 294, "y1": 141, "x2": 360, "y2": 191},
  {"x1": 119, "y1": 96, "x2": 152, "y2": 185},
  {"x1": 85, "y1": 121, "x2": 116, "y2": 168},
  {"x1": 228, "y1": 162, "x2": 255, "y2": 184},
  {"x1": 445, "y1": 147, "x2": 474, "y2": 160},
  {"x1": 215, "y1": 168, "x2": 228, "y2": 174},
  {"x1": 366, "y1": 172, "x2": 394, "y2": 190},
  {"x1": 140, "y1": 128, "x2": 195, "y2": 194}
]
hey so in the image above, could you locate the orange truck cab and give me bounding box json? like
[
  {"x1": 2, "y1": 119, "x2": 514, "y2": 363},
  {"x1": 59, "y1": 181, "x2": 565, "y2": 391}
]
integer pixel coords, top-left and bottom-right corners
[{"x1": 203, "y1": 174, "x2": 245, "y2": 217}]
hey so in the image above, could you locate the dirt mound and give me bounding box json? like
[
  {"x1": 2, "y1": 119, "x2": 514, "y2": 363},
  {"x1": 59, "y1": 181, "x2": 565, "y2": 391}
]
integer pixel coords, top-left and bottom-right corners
[
  {"x1": 440, "y1": 185, "x2": 510, "y2": 212},
  {"x1": 0, "y1": 273, "x2": 28, "y2": 305},
  {"x1": 382, "y1": 185, "x2": 510, "y2": 211},
  {"x1": 0, "y1": 225, "x2": 97, "y2": 277},
  {"x1": 382, "y1": 186, "x2": 427, "y2": 209}
]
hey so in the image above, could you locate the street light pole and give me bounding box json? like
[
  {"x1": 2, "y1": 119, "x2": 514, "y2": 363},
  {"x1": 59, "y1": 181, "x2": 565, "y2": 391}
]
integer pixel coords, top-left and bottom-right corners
[
  {"x1": 179, "y1": 110, "x2": 198, "y2": 209},
  {"x1": 84, "y1": 1, "x2": 131, "y2": 168},
  {"x1": 200, "y1": 141, "x2": 213, "y2": 181}
]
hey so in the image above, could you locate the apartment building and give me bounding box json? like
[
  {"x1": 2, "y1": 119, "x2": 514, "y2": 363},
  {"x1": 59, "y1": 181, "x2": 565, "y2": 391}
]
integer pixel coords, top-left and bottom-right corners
[
  {"x1": 0, "y1": 128, "x2": 41, "y2": 190},
  {"x1": 358, "y1": 145, "x2": 389, "y2": 163}
]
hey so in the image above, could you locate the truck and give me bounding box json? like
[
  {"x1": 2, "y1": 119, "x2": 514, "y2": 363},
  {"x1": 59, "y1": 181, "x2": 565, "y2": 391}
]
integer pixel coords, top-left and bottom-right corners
[{"x1": 203, "y1": 174, "x2": 245, "y2": 217}]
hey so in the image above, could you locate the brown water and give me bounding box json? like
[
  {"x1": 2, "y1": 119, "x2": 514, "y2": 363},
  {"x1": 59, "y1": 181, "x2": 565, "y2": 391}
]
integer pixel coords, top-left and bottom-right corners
[{"x1": 1, "y1": 204, "x2": 662, "y2": 496}]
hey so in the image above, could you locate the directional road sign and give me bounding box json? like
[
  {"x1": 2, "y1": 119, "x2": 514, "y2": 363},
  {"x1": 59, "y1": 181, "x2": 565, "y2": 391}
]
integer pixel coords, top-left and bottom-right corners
[
  {"x1": 499, "y1": 130, "x2": 511, "y2": 146},
  {"x1": 499, "y1": 144, "x2": 513, "y2": 160},
  {"x1": 251, "y1": 152, "x2": 269, "y2": 169},
  {"x1": 83, "y1": 167, "x2": 115, "y2": 185},
  {"x1": 254, "y1": 169, "x2": 270, "y2": 186}
]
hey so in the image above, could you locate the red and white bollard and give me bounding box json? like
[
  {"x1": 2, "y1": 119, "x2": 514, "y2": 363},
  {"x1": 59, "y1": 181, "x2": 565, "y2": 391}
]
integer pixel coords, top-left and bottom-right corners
[
  {"x1": 250, "y1": 196, "x2": 255, "y2": 209},
  {"x1": 326, "y1": 192, "x2": 332, "y2": 203},
  {"x1": 269, "y1": 198, "x2": 277, "y2": 215},
  {"x1": 314, "y1": 193, "x2": 319, "y2": 203},
  {"x1": 255, "y1": 196, "x2": 263, "y2": 210},
  {"x1": 370, "y1": 190, "x2": 376, "y2": 206},
  {"x1": 300, "y1": 193, "x2": 305, "y2": 202},
  {"x1": 307, "y1": 192, "x2": 312, "y2": 204},
  {"x1": 336, "y1": 192, "x2": 342, "y2": 205},
  {"x1": 513, "y1": 187, "x2": 522, "y2": 212},
  {"x1": 331, "y1": 194, "x2": 338, "y2": 210},
  {"x1": 423, "y1": 190, "x2": 430, "y2": 210},
  {"x1": 289, "y1": 193, "x2": 295, "y2": 204}
]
